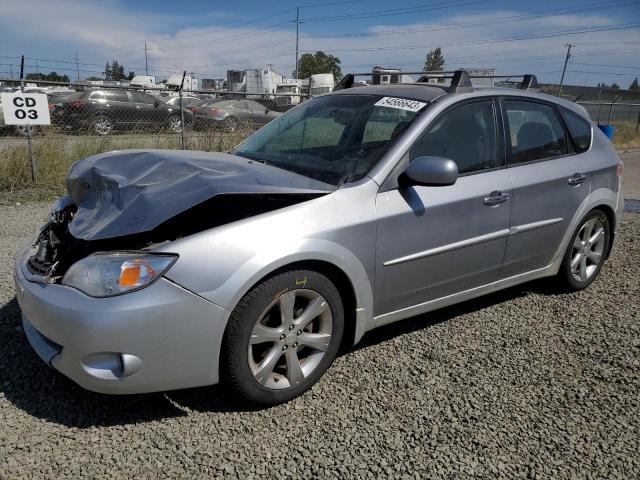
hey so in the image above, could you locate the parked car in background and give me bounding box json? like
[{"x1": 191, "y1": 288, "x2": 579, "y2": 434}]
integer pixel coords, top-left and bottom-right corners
[
  {"x1": 190, "y1": 99, "x2": 280, "y2": 132},
  {"x1": 50, "y1": 89, "x2": 190, "y2": 135}
]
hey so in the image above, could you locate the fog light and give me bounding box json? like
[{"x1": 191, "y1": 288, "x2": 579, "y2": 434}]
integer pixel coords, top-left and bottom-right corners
[{"x1": 82, "y1": 352, "x2": 142, "y2": 380}]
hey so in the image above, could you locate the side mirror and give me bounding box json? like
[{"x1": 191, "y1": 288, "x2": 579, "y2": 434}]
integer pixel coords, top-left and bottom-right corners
[
  {"x1": 154, "y1": 101, "x2": 160, "y2": 107},
  {"x1": 402, "y1": 156, "x2": 458, "y2": 187},
  {"x1": 265, "y1": 108, "x2": 269, "y2": 115}
]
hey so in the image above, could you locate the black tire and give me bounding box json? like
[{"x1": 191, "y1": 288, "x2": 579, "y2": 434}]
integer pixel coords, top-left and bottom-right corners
[
  {"x1": 91, "y1": 115, "x2": 113, "y2": 136},
  {"x1": 14, "y1": 125, "x2": 39, "y2": 137},
  {"x1": 557, "y1": 209, "x2": 611, "y2": 291},
  {"x1": 222, "y1": 269, "x2": 344, "y2": 406},
  {"x1": 167, "y1": 115, "x2": 182, "y2": 134},
  {"x1": 221, "y1": 116, "x2": 237, "y2": 133}
]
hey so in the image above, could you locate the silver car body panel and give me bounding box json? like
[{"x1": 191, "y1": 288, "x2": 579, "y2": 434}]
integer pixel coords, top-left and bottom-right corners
[{"x1": 15, "y1": 84, "x2": 623, "y2": 394}]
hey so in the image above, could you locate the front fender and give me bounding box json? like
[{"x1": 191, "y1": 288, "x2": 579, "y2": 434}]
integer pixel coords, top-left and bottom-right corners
[{"x1": 163, "y1": 237, "x2": 375, "y2": 345}]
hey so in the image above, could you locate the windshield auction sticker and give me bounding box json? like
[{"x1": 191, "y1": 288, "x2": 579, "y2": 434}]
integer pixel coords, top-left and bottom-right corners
[{"x1": 374, "y1": 97, "x2": 427, "y2": 112}]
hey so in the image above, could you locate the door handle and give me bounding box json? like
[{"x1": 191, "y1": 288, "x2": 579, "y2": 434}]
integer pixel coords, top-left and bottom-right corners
[
  {"x1": 483, "y1": 190, "x2": 510, "y2": 206},
  {"x1": 568, "y1": 172, "x2": 587, "y2": 186}
]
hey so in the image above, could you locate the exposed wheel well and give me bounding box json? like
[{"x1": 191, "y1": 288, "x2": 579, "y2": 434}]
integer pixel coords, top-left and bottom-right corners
[
  {"x1": 589, "y1": 204, "x2": 616, "y2": 259},
  {"x1": 254, "y1": 260, "x2": 358, "y2": 353}
]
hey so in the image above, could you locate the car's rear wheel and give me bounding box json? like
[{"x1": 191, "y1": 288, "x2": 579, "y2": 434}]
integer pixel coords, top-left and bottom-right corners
[
  {"x1": 91, "y1": 115, "x2": 113, "y2": 136},
  {"x1": 222, "y1": 269, "x2": 344, "y2": 406},
  {"x1": 558, "y1": 209, "x2": 610, "y2": 291},
  {"x1": 221, "y1": 117, "x2": 237, "y2": 133},
  {"x1": 14, "y1": 124, "x2": 39, "y2": 137},
  {"x1": 168, "y1": 115, "x2": 182, "y2": 134}
]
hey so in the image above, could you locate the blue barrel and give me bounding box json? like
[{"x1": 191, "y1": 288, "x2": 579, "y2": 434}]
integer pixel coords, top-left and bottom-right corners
[{"x1": 598, "y1": 124, "x2": 615, "y2": 140}]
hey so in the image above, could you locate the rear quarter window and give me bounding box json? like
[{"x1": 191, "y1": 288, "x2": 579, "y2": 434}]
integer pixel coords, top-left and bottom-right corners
[{"x1": 560, "y1": 108, "x2": 592, "y2": 153}]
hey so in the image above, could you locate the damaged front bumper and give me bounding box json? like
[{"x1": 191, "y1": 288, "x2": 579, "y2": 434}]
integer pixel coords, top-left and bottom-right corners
[{"x1": 14, "y1": 249, "x2": 231, "y2": 394}]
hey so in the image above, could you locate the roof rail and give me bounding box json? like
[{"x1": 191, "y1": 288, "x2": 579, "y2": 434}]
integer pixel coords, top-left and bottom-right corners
[
  {"x1": 334, "y1": 74, "x2": 355, "y2": 91},
  {"x1": 334, "y1": 70, "x2": 539, "y2": 93},
  {"x1": 520, "y1": 74, "x2": 539, "y2": 91},
  {"x1": 449, "y1": 70, "x2": 473, "y2": 93}
]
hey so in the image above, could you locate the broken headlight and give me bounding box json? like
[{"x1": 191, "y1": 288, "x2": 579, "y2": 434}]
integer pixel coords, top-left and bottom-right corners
[{"x1": 61, "y1": 253, "x2": 177, "y2": 297}]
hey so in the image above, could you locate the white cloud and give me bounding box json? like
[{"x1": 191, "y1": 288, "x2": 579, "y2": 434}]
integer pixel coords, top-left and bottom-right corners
[{"x1": 0, "y1": 0, "x2": 638, "y2": 86}]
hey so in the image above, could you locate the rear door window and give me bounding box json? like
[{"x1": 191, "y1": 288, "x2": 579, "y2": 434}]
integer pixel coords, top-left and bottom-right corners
[
  {"x1": 130, "y1": 91, "x2": 157, "y2": 104},
  {"x1": 88, "y1": 91, "x2": 106, "y2": 100},
  {"x1": 504, "y1": 99, "x2": 568, "y2": 164},
  {"x1": 106, "y1": 91, "x2": 129, "y2": 102},
  {"x1": 559, "y1": 108, "x2": 592, "y2": 153}
]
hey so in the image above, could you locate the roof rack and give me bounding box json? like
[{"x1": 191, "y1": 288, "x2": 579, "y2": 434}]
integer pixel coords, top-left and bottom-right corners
[{"x1": 334, "y1": 70, "x2": 540, "y2": 93}]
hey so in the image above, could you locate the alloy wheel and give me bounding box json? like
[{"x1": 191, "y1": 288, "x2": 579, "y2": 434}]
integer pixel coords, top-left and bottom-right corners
[
  {"x1": 248, "y1": 289, "x2": 332, "y2": 390},
  {"x1": 93, "y1": 116, "x2": 113, "y2": 135},
  {"x1": 570, "y1": 216, "x2": 606, "y2": 282},
  {"x1": 168, "y1": 116, "x2": 182, "y2": 133}
]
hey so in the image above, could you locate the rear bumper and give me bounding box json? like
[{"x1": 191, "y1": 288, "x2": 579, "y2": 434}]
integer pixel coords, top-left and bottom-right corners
[{"x1": 14, "y1": 250, "x2": 231, "y2": 394}]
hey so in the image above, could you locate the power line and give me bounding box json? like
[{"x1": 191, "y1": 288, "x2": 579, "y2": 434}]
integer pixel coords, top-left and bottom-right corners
[
  {"x1": 299, "y1": 22, "x2": 640, "y2": 54},
  {"x1": 302, "y1": 0, "x2": 635, "y2": 39},
  {"x1": 301, "y1": 0, "x2": 490, "y2": 22},
  {"x1": 572, "y1": 62, "x2": 640, "y2": 70}
]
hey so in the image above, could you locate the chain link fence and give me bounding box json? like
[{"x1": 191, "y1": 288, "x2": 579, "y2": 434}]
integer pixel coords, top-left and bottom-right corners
[
  {"x1": 1, "y1": 78, "x2": 638, "y2": 191},
  {"x1": 0, "y1": 79, "x2": 308, "y2": 189},
  {"x1": 577, "y1": 101, "x2": 640, "y2": 125}
]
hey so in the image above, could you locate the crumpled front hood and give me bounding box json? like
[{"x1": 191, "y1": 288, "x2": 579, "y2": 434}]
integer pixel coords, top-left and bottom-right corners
[{"x1": 66, "y1": 149, "x2": 334, "y2": 241}]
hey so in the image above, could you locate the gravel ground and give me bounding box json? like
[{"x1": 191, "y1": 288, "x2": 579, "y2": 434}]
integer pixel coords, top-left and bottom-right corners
[{"x1": 0, "y1": 202, "x2": 638, "y2": 479}]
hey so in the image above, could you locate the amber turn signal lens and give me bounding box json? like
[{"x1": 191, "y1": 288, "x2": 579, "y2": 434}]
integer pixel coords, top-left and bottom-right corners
[{"x1": 119, "y1": 264, "x2": 142, "y2": 286}]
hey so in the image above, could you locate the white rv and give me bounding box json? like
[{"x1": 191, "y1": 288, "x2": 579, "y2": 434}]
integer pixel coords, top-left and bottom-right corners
[
  {"x1": 130, "y1": 75, "x2": 157, "y2": 89},
  {"x1": 165, "y1": 73, "x2": 198, "y2": 92},
  {"x1": 309, "y1": 73, "x2": 334, "y2": 96}
]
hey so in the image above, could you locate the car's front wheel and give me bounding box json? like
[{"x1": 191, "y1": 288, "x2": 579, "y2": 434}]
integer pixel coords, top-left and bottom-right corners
[
  {"x1": 91, "y1": 115, "x2": 113, "y2": 136},
  {"x1": 558, "y1": 209, "x2": 611, "y2": 291},
  {"x1": 222, "y1": 269, "x2": 344, "y2": 406}
]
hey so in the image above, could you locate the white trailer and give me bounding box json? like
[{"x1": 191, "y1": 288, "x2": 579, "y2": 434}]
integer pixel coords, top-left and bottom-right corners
[
  {"x1": 130, "y1": 75, "x2": 157, "y2": 89},
  {"x1": 245, "y1": 68, "x2": 286, "y2": 97},
  {"x1": 165, "y1": 73, "x2": 198, "y2": 92}
]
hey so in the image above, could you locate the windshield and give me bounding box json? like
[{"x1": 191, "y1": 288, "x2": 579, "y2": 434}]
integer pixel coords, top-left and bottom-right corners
[{"x1": 233, "y1": 94, "x2": 425, "y2": 185}]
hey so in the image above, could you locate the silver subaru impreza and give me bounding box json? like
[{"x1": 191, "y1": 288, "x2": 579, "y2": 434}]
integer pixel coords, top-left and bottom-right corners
[{"x1": 15, "y1": 73, "x2": 623, "y2": 405}]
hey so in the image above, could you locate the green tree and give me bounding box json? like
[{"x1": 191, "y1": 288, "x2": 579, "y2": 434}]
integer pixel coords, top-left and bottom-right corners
[
  {"x1": 103, "y1": 62, "x2": 112, "y2": 80},
  {"x1": 86, "y1": 76, "x2": 102, "y2": 81},
  {"x1": 423, "y1": 47, "x2": 445, "y2": 72},
  {"x1": 611, "y1": 83, "x2": 620, "y2": 90},
  {"x1": 103, "y1": 60, "x2": 132, "y2": 81},
  {"x1": 629, "y1": 78, "x2": 639, "y2": 90},
  {"x1": 296, "y1": 51, "x2": 342, "y2": 81},
  {"x1": 26, "y1": 72, "x2": 70, "y2": 82}
]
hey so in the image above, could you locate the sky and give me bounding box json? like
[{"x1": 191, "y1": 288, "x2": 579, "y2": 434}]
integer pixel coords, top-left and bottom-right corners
[{"x1": 0, "y1": 0, "x2": 638, "y2": 88}]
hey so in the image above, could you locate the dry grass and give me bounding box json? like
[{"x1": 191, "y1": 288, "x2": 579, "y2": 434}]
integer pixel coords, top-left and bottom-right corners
[
  {"x1": 0, "y1": 130, "x2": 252, "y2": 202},
  {"x1": 1, "y1": 121, "x2": 638, "y2": 203},
  {"x1": 610, "y1": 122, "x2": 640, "y2": 151}
]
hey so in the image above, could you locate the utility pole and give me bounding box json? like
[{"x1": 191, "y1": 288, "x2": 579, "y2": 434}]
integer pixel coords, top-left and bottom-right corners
[
  {"x1": 558, "y1": 43, "x2": 574, "y2": 96},
  {"x1": 75, "y1": 52, "x2": 80, "y2": 81},
  {"x1": 35, "y1": 58, "x2": 39, "y2": 75},
  {"x1": 145, "y1": 42, "x2": 149, "y2": 75},
  {"x1": 294, "y1": 7, "x2": 300, "y2": 79}
]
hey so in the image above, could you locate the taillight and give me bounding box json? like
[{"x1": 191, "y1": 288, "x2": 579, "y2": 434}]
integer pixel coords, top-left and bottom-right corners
[
  {"x1": 71, "y1": 100, "x2": 86, "y2": 108},
  {"x1": 187, "y1": 106, "x2": 200, "y2": 112},
  {"x1": 48, "y1": 103, "x2": 54, "y2": 111},
  {"x1": 209, "y1": 108, "x2": 223, "y2": 115},
  {"x1": 617, "y1": 162, "x2": 623, "y2": 178}
]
